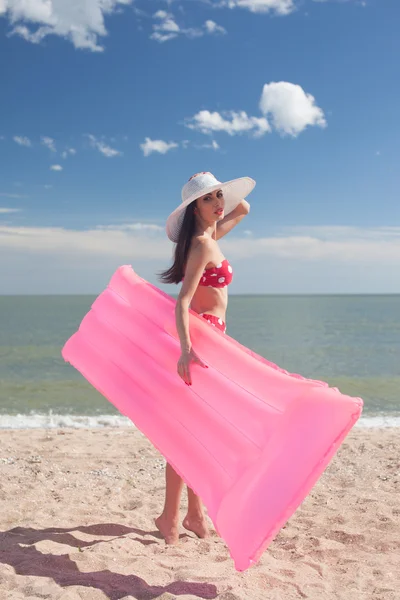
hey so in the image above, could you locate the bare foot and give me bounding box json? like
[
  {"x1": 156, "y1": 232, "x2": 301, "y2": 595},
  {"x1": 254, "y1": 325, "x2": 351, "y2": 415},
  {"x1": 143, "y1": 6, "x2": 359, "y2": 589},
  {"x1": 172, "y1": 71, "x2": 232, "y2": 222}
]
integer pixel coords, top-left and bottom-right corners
[
  {"x1": 182, "y1": 514, "x2": 210, "y2": 539},
  {"x1": 155, "y1": 514, "x2": 180, "y2": 545}
]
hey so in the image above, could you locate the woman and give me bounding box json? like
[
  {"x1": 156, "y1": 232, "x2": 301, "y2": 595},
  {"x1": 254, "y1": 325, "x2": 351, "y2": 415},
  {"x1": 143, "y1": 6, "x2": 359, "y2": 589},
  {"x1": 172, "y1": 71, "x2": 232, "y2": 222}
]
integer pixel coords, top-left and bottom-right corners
[{"x1": 156, "y1": 171, "x2": 256, "y2": 545}]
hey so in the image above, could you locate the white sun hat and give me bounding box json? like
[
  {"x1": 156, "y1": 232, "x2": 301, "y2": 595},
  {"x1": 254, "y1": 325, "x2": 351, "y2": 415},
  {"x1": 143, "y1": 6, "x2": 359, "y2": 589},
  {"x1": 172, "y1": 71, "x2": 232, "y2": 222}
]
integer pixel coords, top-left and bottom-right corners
[{"x1": 166, "y1": 171, "x2": 256, "y2": 243}]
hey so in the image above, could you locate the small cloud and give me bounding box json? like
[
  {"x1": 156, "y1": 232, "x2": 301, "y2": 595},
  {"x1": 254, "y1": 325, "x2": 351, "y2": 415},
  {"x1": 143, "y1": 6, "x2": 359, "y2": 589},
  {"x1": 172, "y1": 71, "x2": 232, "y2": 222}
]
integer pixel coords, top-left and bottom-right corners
[
  {"x1": 151, "y1": 31, "x2": 178, "y2": 42},
  {"x1": 186, "y1": 110, "x2": 270, "y2": 138},
  {"x1": 41, "y1": 136, "x2": 56, "y2": 152},
  {"x1": 13, "y1": 136, "x2": 32, "y2": 147},
  {"x1": 98, "y1": 222, "x2": 164, "y2": 232},
  {"x1": 50, "y1": 165, "x2": 63, "y2": 171},
  {"x1": 153, "y1": 10, "x2": 170, "y2": 20},
  {"x1": 62, "y1": 148, "x2": 77, "y2": 159},
  {"x1": 151, "y1": 10, "x2": 180, "y2": 42},
  {"x1": 140, "y1": 137, "x2": 179, "y2": 157},
  {"x1": 151, "y1": 11, "x2": 226, "y2": 43},
  {"x1": 127, "y1": 223, "x2": 163, "y2": 232},
  {"x1": 196, "y1": 140, "x2": 220, "y2": 151},
  {"x1": 204, "y1": 20, "x2": 227, "y2": 35},
  {"x1": 220, "y1": 0, "x2": 295, "y2": 16},
  {"x1": 87, "y1": 135, "x2": 122, "y2": 158},
  {"x1": 0, "y1": 208, "x2": 22, "y2": 214},
  {"x1": 376, "y1": 150, "x2": 381, "y2": 156},
  {"x1": 44, "y1": 185, "x2": 53, "y2": 189},
  {"x1": 0, "y1": 192, "x2": 27, "y2": 199}
]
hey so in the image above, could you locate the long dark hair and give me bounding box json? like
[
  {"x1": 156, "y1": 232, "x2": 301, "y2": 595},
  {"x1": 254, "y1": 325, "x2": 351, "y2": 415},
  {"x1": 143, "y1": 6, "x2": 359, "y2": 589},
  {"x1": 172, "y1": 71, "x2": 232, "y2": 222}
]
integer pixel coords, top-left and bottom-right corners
[{"x1": 159, "y1": 201, "x2": 197, "y2": 284}]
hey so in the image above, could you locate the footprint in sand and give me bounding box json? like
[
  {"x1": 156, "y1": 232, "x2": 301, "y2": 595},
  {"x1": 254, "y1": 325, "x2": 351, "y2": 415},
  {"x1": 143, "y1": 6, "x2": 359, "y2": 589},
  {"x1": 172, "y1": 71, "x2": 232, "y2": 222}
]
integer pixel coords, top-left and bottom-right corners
[
  {"x1": 327, "y1": 530, "x2": 366, "y2": 545},
  {"x1": 278, "y1": 569, "x2": 296, "y2": 578},
  {"x1": 330, "y1": 515, "x2": 346, "y2": 525},
  {"x1": 214, "y1": 555, "x2": 229, "y2": 562},
  {"x1": 303, "y1": 561, "x2": 323, "y2": 577}
]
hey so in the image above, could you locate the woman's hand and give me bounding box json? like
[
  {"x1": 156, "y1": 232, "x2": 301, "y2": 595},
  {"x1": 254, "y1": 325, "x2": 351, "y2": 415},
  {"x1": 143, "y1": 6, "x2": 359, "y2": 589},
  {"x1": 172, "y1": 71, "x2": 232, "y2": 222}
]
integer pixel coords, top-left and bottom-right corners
[{"x1": 177, "y1": 349, "x2": 208, "y2": 386}]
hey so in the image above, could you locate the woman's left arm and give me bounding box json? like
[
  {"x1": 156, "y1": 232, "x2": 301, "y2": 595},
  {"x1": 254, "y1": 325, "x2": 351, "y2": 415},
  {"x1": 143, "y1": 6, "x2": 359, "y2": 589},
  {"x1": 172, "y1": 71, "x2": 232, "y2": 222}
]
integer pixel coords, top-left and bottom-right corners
[{"x1": 216, "y1": 199, "x2": 250, "y2": 240}]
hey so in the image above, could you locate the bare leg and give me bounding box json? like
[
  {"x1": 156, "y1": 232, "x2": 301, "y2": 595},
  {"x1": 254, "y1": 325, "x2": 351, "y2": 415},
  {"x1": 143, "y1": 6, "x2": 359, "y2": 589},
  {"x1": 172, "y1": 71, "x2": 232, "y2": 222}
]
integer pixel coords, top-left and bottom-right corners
[
  {"x1": 182, "y1": 486, "x2": 210, "y2": 539},
  {"x1": 155, "y1": 462, "x2": 183, "y2": 544}
]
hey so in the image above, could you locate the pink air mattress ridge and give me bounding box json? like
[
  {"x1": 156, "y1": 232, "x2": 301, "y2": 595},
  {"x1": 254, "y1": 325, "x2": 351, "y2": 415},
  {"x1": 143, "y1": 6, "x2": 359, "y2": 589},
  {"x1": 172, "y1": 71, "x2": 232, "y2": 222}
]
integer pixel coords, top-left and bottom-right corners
[{"x1": 62, "y1": 265, "x2": 363, "y2": 571}]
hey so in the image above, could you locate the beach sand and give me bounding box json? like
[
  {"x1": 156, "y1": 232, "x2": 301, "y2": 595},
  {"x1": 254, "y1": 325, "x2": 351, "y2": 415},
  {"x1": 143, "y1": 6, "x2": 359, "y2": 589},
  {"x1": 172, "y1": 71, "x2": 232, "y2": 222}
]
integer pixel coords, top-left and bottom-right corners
[{"x1": 0, "y1": 427, "x2": 398, "y2": 600}]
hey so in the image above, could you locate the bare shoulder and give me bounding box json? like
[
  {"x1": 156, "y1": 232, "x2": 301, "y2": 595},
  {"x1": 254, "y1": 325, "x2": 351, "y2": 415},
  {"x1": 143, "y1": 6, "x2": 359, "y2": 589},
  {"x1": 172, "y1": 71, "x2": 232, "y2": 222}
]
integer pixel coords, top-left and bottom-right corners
[{"x1": 190, "y1": 235, "x2": 215, "y2": 261}]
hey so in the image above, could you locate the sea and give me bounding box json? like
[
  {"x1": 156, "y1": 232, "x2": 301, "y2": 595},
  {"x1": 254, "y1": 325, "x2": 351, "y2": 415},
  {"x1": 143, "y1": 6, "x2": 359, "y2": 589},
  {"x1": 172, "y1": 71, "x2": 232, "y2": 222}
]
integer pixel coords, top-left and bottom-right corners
[{"x1": 1, "y1": 294, "x2": 399, "y2": 429}]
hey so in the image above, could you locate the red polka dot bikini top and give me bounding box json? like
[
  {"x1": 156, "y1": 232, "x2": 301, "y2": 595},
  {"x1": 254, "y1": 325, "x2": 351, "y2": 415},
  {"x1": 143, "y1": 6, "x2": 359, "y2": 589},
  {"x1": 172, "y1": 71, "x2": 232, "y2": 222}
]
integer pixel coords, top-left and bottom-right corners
[{"x1": 199, "y1": 259, "x2": 233, "y2": 288}]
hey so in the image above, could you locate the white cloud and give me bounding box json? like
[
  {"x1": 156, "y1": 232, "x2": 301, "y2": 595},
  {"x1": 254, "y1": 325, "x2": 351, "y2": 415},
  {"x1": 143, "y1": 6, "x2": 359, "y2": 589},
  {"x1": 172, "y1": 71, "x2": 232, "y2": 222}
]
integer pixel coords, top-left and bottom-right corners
[
  {"x1": 1, "y1": 0, "x2": 133, "y2": 52},
  {"x1": 151, "y1": 10, "x2": 227, "y2": 42},
  {"x1": 1, "y1": 224, "x2": 400, "y2": 293},
  {"x1": 44, "y1": 184, "x2": 53, "y2": 189},
  {"x1": 259, "y1": 81, "x2": 326, "y2": 136},
  {"x1": 0, "y1": 222, "x2": 169, "y2": 258},
  {"x1": 312, "y1": 0, "x2": 364, "y2": 4},
  {"x1": 62, "y1": 147, "x2": 77, "y2": 159},
  {"x1": 204, "y1": 20, "x2": 227, "y2": 35},
  {"x1": 151, "y1": 10, "x2": 180, "y2": 42},
  {"x1": 219, "y1": 0, "x2": 295, "y2": 15},
  {"x1": 151, "y1": 31, "x2": 178, "y2": 43},
  {"x1": 197, "y1": 140, "x2": 220, "y2": 150},
  {"x1": 140, "y1": 137, "x2": 179, "y2": 157},
  {"x1": 2, "y1": 223, "x2": 399, "y2": 264},
  {"x1": 99, "y1": 223, "x2": 164, "y2": 232},
  {"x1": 0, "y1": 192, "x2": 27, "y2": 199},
  {"x1": 186, "y1": 110, "x2": 270, "y2": 137},
  {"x1": 88, "y1": 135, "x2": 122, "y2": 157},
  {"x1": 13, "y1": 136, "x2": 32, "y2": 147},
  {"x1": 153, "y1": 11, "x2": 169, "y2": 20},
  {"x1": 186, "y1": 82, "x2": 325, "y2": 139},
  {"x1": 219, "y1": 226, "x2": 400, "y2": 263},
  {"x1": 41, "y1": 136, "x2": 56, "y2": 152},
  {"x1": 0, "y1": 208, "x2": 21, "y2": 214},
  {"x1": 50, "y1": 164, "x2": 63, "y2": 171}
]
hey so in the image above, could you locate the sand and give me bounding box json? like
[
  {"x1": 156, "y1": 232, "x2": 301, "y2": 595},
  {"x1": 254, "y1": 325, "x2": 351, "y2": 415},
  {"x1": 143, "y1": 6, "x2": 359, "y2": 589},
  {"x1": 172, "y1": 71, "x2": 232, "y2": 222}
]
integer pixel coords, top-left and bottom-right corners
[{"x1": 0, "y1": 426, "x2": 399, "y2": 600}]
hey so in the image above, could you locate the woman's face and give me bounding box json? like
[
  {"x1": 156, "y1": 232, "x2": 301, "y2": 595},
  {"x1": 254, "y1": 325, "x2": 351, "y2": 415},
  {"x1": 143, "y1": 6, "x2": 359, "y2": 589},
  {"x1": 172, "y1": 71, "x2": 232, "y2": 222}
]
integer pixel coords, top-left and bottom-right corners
[{"x1": 195, "y1": 189, "x2": 225, "y2": 223}]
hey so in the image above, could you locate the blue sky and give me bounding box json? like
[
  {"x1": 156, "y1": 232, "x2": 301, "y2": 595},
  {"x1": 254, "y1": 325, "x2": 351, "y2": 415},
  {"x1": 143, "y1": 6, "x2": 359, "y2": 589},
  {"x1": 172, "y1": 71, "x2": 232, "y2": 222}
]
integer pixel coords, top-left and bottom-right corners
[{"x1": 0, "y1": 0, "x2": 399, "y2": 294}]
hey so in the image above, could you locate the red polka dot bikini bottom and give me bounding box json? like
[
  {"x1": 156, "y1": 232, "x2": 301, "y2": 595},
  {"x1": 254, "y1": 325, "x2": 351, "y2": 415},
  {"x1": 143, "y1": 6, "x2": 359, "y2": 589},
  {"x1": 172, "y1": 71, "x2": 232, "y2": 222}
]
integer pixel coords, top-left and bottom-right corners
[{"x1": 200, "y1": 313, "x2": 226, "y2": 333}]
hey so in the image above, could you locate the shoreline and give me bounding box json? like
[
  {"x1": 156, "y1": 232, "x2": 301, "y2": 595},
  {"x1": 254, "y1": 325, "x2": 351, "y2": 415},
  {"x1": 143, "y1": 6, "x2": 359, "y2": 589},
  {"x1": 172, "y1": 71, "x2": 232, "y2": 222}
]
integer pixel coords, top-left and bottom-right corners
[{"x1": 1, "y1": 412, "x2": 400, "y2": 430}]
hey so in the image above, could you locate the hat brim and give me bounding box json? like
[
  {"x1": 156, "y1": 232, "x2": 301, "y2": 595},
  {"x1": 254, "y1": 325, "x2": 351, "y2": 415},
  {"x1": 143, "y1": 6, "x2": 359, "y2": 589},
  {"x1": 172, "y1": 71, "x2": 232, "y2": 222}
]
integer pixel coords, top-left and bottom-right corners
[{"x1": 166, "y1": 176, "x2": 256, "y2": 242}]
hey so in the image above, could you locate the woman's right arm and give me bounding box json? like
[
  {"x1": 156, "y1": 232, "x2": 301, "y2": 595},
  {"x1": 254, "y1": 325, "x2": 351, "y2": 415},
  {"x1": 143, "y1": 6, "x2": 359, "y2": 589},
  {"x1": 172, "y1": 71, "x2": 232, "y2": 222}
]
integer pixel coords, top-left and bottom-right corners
[
  {"x1": 175, "y1": 298, "x2": 192, "y2": 355},
  {"x1": 175, "y1": 240, "x2": 212, "y2": 384}
]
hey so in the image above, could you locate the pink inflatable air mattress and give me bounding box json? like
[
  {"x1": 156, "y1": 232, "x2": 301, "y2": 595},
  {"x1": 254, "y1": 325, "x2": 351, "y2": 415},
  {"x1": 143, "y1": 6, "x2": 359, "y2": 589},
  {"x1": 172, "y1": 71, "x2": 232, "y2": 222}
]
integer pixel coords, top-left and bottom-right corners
[{"x1": 62, "y1": 265, "x2": 363, "y2": 571}]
